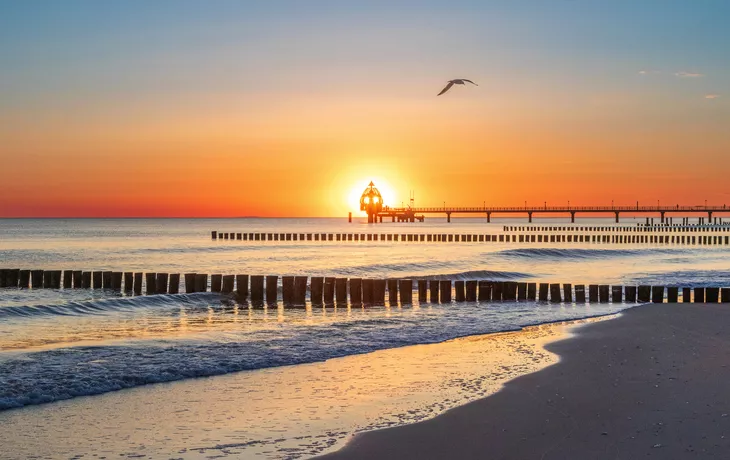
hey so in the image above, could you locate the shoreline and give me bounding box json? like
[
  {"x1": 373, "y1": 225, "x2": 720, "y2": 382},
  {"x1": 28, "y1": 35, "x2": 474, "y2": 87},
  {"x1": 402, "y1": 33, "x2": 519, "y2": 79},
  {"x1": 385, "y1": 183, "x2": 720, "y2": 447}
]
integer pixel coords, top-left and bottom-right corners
[
  {"x1": 320, "y1": 302, "x2": 730, "y2": 459},
  {"x1": 0, "y1": 314, "x2": 613, "y2": 459}
]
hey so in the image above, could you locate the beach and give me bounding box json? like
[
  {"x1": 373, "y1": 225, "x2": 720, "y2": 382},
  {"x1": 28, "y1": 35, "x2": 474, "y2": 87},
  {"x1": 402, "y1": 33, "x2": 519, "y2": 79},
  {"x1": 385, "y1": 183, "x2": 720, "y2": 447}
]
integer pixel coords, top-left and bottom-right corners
[{"x1": 323, "y1": 302, "x2": 730, "y2": 459}]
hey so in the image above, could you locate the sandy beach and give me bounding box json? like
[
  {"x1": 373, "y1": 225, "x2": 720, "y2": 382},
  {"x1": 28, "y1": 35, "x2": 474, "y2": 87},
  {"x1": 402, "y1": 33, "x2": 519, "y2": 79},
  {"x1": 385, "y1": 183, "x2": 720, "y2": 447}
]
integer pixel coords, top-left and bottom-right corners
[{"x1": 323, "y1": 303, "x2": 730, "y2": 459}]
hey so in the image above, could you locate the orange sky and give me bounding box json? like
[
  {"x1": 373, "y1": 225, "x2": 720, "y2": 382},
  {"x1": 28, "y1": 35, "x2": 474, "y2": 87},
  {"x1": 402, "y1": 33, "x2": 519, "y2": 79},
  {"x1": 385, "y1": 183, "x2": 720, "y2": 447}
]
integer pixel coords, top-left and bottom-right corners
[{"x1": 1, "y1": 2, "x2": 729, "y2": 217}]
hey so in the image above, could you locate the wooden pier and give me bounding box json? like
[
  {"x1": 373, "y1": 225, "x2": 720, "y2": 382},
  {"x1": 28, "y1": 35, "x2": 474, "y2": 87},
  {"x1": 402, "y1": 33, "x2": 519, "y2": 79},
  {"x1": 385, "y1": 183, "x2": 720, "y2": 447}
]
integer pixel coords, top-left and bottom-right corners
[{"x1": 373, "y1": 205, "x2": 729, "y2": 223}]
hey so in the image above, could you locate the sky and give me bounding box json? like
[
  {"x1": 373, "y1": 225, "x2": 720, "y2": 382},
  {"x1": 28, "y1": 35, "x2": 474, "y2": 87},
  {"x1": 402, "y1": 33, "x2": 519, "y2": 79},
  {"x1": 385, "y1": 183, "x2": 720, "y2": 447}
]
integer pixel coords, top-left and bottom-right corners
[{"x1": 1, "y1": 0, "x2": 729, "y2": 217}]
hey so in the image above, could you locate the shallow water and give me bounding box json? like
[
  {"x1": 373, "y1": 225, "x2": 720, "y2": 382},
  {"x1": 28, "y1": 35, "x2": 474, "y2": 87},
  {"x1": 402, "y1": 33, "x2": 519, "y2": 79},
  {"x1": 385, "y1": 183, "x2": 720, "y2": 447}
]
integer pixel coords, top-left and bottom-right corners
[{"x1": 1, "y1": 217, "x2": 728, "y2": 457}]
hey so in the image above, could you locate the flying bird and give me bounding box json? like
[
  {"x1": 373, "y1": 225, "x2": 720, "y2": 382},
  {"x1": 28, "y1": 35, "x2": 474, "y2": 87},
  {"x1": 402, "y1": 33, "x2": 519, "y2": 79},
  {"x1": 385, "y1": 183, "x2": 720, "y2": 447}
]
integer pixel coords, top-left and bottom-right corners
[{"x1": 437, "y1": 79, "x2": 478, "y2": 96}]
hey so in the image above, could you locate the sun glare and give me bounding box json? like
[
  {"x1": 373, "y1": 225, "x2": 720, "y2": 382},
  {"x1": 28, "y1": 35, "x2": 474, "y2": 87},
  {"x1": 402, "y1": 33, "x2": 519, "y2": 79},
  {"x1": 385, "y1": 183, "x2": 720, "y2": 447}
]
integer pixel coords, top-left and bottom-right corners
[{"x1": 348, "y1": 179, "x2": 396, "y2": 214}]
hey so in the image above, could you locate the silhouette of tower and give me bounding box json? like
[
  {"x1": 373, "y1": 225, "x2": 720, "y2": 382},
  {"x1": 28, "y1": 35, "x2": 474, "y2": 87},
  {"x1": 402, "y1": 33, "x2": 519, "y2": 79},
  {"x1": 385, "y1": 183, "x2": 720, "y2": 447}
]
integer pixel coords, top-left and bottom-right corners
[{"x1": 360, "y1": 181, "x2": 383, "y2": 224}]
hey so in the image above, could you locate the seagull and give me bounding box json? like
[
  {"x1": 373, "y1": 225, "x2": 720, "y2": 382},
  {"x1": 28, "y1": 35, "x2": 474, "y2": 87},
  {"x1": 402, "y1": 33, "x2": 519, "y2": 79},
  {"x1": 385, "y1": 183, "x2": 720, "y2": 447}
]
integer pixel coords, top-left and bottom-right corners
[{"x1": 437, "y1": 79, "x2": 478, "y2": 96}]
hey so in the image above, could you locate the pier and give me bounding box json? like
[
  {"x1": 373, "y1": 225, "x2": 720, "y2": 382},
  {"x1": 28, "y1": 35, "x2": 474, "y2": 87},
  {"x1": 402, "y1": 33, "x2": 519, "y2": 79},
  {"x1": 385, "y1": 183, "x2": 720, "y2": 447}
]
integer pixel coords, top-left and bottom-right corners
[{"x1": 375, "y1": 205, "x2": 729, "y2": 223}]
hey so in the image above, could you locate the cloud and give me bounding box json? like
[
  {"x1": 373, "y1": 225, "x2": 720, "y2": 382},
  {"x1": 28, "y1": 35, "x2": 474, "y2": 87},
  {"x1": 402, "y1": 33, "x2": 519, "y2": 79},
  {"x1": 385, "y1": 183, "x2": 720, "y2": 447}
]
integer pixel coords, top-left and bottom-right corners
[
  {"x1": 675, "y1": 71, "x2": 704, "y2": 78},
  {"x1": 638, "y1": 70, "x2": 661, "y2": 75},
  {"x1": 705, "y1": 94, "x2": 721, "y2": 99}
]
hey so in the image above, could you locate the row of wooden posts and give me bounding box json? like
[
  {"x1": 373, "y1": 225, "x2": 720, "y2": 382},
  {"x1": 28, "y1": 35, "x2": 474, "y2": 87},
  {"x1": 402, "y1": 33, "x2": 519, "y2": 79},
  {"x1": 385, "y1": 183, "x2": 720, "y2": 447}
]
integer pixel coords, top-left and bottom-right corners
[
  {"x1": 504, "y1": 225, "x2": 730, "y2": 233},
  {"x1": 2, "y1": 269, "x2": 729, "y2": 305},
  {"x1": 211, "y1": 231, "x2": 730, "y2": 245}
]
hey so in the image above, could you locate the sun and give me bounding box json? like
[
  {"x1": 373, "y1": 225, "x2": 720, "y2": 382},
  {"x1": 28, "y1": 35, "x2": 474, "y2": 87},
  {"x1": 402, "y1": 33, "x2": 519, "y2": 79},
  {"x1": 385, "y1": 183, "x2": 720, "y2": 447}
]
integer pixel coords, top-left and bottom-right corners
[{"x1": 348, "y1": 179, "x2": 396, "y2": 214}]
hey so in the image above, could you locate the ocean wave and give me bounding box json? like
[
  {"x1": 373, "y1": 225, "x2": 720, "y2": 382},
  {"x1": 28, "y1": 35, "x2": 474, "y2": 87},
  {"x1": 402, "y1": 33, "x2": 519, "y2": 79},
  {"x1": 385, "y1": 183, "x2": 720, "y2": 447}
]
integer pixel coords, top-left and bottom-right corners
[
  {"x1": 0, "y1": 293, "x2": 220, "y2": 320},
  {"x1": 415, "y1": 270, "x2": 532, "y2": 281},
  {"x1": 497, "y1": 247, "x2": 690, "y2": 260},
  {"x1": 0, "y1": 301, "x2": 630, "y2": 411},
  {"x1": 627, "y1": 270, "x2": 730, "y2": 287}
]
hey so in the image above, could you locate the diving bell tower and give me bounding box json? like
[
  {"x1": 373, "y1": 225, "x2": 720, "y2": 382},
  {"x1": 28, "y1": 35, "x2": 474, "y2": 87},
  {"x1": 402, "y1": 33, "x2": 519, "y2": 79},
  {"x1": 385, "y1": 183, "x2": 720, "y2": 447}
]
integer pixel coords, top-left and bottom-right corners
[{"x1": 360, "y1": 181, "x2": 383, "y2": 224}]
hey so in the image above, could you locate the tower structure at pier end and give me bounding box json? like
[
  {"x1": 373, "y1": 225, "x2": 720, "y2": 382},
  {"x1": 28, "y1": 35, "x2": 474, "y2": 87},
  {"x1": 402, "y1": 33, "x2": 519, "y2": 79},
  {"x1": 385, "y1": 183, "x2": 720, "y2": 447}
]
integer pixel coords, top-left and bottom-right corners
[{"x1": 360, "y1": 181, "x2": 383, "y2": 223}]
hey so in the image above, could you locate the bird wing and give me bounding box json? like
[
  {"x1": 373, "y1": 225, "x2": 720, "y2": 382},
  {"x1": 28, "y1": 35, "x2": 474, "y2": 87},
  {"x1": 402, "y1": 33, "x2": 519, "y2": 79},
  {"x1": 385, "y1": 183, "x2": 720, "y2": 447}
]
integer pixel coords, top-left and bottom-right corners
[
  {"x1": 462, "y1": 79, "x2": 478, "y2": 86},
  {"x1": 437, "y1": 81, "x2": 454, "y2": 96}
]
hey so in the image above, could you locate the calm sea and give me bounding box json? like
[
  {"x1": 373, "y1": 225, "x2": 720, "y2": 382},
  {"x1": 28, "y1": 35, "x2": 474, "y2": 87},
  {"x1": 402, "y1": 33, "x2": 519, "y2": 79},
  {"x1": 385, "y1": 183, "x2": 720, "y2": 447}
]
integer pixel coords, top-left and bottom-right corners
[{"x1": 1, "y1": 217, "x2": 728, "y2": 412}]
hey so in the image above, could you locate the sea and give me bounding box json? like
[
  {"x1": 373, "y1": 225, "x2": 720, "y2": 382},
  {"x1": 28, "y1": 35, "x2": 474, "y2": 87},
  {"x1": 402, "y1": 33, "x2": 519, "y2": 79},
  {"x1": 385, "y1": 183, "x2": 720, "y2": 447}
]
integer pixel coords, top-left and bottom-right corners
[{"x1": 2, "y1": 217, "x2": 729, "y2": 459}]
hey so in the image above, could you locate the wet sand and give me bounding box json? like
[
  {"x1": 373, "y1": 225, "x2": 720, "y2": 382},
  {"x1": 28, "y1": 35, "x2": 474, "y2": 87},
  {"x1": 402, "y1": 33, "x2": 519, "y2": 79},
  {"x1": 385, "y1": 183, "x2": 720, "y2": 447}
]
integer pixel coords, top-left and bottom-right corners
[{"x1": 322, "y1": 303, "x2": 730, "y2": 460}]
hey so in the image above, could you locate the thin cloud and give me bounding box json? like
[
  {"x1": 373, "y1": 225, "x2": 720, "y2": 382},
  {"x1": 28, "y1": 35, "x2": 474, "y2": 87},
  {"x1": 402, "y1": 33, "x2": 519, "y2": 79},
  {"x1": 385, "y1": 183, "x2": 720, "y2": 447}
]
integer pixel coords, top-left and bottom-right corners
[
  {"x1": 705, "y1": 94, "x2": 721, "y2": 99},
  {"x1": 638, "y1": 70, "x2": 661, "y2": 75},
  {"x1": 675, "y1": 71, "x2": 704, "y2": 78}
]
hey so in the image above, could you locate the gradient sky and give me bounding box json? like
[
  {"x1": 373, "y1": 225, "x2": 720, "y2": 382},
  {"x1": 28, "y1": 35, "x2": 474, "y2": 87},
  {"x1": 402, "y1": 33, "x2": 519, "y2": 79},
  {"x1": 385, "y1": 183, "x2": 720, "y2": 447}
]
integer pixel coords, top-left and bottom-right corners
[{"x1": 1, "y1": 0, "x2": 729, "y2": 217}]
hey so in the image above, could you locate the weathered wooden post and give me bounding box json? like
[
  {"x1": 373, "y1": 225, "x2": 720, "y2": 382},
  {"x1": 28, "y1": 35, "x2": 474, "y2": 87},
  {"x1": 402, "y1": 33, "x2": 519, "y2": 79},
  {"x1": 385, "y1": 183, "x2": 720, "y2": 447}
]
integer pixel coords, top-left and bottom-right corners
[
  {"x1": 91, "y1": 271, "x2": 102, "y2": 289},
  {"x1": 517, "y1": 282, "x2": 527, "y2": 301},
  {"x1": 575, "y1": 284, "x2": 586, "y2": 303},
  {"x1": 282, "y1": 276, "x2": 295, "y2": 303},
  {"x1": 111, "y1": 272, "x2": 123, "y2": 291},
  {"x1": 538, "y1": 283, "x2": 549, "y2": 301},
  {"x1": 651, "y1": 286, "x2": 664, "y2": 303},
  {"x1": 706, "y1": 287, "x2": 720, "y2": 303},
  {"x1": 124, "y1": 272, "x2": 133, "y2": 292},
  {"x1": 0, "y1": 269, "x2": 6, "y2": 288},
  {"x1": 350, "y1": 278, "x2": 362, "y2": 304},
  {"x1": 362, "y1": 279, "x2": 373, "y2": 304},
  {"x1": 439, "y1": 280, "x2": 451, "y2": 303},
  {"x1": 478, "y1": 281, "x2": 492, "y2": 301},
  {"x1": 721, "y1": 288, "x2": 730, "y2": 303},
  {"x1": 493, "y1": 282, "x2": 504, "y2": 301},
  {"x1": 250, "y1": 275, "x2": 264, "y2": 302},
  {"x1": 454, "y1": 281, "x2": 466, "y2": 302},
  {"x1": 294, "y1": 276, "x2": 307, "y2": 306},
  {"x1": 145, "y1": 273, "x2": 157, "y2": 294},
  {"x1": 212, "y1": 231, "x2": 217, "y2": 240},
  {"x1": 563, "y1": 283, "x2": 573, "y2": 302},
  {"x1": 588, "y1": 285, "x2": 599, "y2": 302},
  {"x1": 212, "y1": 274, "x2": 224, "y2": 293},
  {"x1": 611, "y1": 286, "x2": 623, "y2": 303},
  {"x1": 372, "y1": 279, "x2": 386, "y2": 305},
  {"x1": 504, "y1": 282, "x2": 518, "y2": 301},
  {"x1": 334, "y1": 278, "x2": 346, "y2": 304},
  {"x1": 63, "y1": 270, "x2": 73, "y2": 289},
  {"x1": 637, "y1": 285, "x2": 651, "y2": 302},
  {"x1": 194, "y1": 273, "x2": 208, "y2": 293},
  {"x1": 154, "y1": 273, "x2": 167, "y2": 293},
  {"x1": 235, "y1": 274, "x2": 249, "y2": 299},
  {"x1": 682, "y1": 287, "x2": 691, "y2": 303},
  {"x1": 265, "y1": 275, "x2": 277, "y2": 302},
  {"x1": 169, "y1": 273, "x2": 180, "y2": 294},
  {"x1": 667, "y1": 287, "x2": 679, "y2": 303},
  {"x1": 311, "y1": 277, "x2": 324, "y2": 304},
  {"x1": 80, "y1": 271, "x2": 91, "y2": 289},
  {"x1": 418, "y1": 280, "x2": 428, "y2": 302},
  {"x1": 102, "y1": 271, "x2": 113, "y2": 289},
  {"x1": 466, "y1": 280, "x2": 477, "y2": 301},
  {"x1": 5, "y1": 269, "x2": 19, "y2": 288},
  {"x1": 222, "y1": 275, "x2": 235, "y2": 294},
  {"x1": 184, "y1": 273, "x2": 196, "y2": 293},
  {"x1": 43, "y1": 271, "x2": 53, "y2": 289},
  {"x1": 430, "y1": 280, "x2": 440, "y2": 302},
  {"x1": 599, "y1": 285, "x2": 610, "y2": 303},
  {"x1": 625, "y1": 286, "x2": 637, "y2": 302},
  {"x1": 387, "y1": 279, "x2": 399, "y2": 304},
  {"x1": 19, "y1": 269, "x2": 31, "y2": 288},
  {"x1": 527, "y1": 282, "x2": 537, "y2": 300},
  {"x1": 550, "y1": 284, "x2": 562, "y2": 303}
]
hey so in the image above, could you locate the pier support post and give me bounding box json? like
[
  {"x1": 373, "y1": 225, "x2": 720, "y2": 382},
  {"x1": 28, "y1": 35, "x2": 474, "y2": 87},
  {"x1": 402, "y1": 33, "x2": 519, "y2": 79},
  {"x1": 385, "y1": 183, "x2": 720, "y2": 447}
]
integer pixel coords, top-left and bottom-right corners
[
  {"x1": 454, "y1": 281, "x2": 465, "y2": 302},
  {"x1": 570, "y1": 212, "x2": 575, "y2": 223},
  {"x1": 362, "y1": 279, "x2": 373, "y2": 304},
  {"x1": 81, "y1": 271, "x2": 91, "y2": 289},
  {"x1": 517, "y1": 282, "x2": 527, "y2": 300},
  {"x1": 652, "y1": 286, "x2": 665, "y2": 303},
  {"x1": 563, "y1": 283, "x2": 573, "y2": 302},
  {"x1": 311, "y1": 277, "x2": 325, "y2": 304},
  {"x1": 400, "y1": 280, "x2": 413, "y2": 304},
  {"x1": 63, "y1": 270, "x2": 72, "y2": 289},
  {"x1": 550, "y1": 283, "x2": 562, "y2": 303},
  {"x1": 638, "y1": 285, "x2": 651, "y2": 302},
  {"x1": 372, "y1": 279, "x2": 386, "y2": 305},
  {"x1": 682, "y1": 287, "x2": 691, "y2": 303},
  {"x1": 539, "y1": 283, "x2": 549, "y2": 301},
  {"x1": 694, "y1": 287, "x2": 705, "y2": 303},
  {"x1": 184, "y1": 273, "x2": 196, "y2": 293},
  {"x1": 575, "y1": 285, "x2": 586, "y2": 303},
  {"x1": 418, "y1": 280, "x2": 428, "y2": 302},
  {"x1": 146, "y1": 273, "x2": 157, "y2": 294},
  {"x1": 615, "y1": 212, "x2": 620, "y2": 223},
  {"x1": 111, "y1": 272, "x2": 123, "y2": 291},
  {"x1": 528, "y1": 212, "x2": 532, "y2": 223},
  {"x1": 124, "y1": 272, "x2": 133, "y2": 292},
  {"x1": 527, "y1": 282, "x2": 537, "y2": 300},
  {"x1": 706, "y1": 287, "x2": 720, "y2": 303},
  {"x1": 156, "y1": 273, "x2": 168, "y2": 294},
  {"x1": 661, "y1": 212, "x2": 665, "y2": 224},
  {"x1": 487, "y1": 212, "x2": 491, "y2": 223},
  {"x1": 599, "y1": 285, "x2": 610, "y2": 303},
  {"x1": 19, "y1": 270, "x2": 31, "y2": 288},
  {"x1": 667, "y1": 287, "x2": 678, "y2": 303},
  {"x1": 465, "y1": 281, "x2": 477, "y2": 301},
  {"x1": 478, "y1": 281, "x2": 491, "y2": 301},
  {"x1": 446, "y1": 212, "x2": 451, "y2": 223},
  {"x1": 612, "y1": 286, "x2": 623, "y2": 303},
  {"x1": 282, "y1": 276, "x2": 295, "y2": 303}
]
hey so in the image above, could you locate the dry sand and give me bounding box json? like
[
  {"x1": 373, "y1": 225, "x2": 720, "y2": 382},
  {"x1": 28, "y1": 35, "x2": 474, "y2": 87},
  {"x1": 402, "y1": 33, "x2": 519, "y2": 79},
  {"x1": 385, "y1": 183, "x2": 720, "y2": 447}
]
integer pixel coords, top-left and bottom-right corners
[{"x1": 322, "y1": 303, "x2": 730, "y2": 459}]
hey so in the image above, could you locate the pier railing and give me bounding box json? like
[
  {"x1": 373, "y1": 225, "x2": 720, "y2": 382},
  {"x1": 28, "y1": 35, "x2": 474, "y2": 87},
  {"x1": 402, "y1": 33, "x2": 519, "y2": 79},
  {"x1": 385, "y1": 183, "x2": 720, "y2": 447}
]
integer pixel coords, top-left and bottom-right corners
[{"x1": 1, "y1": 269, "x2": 728, "y2": 305}]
